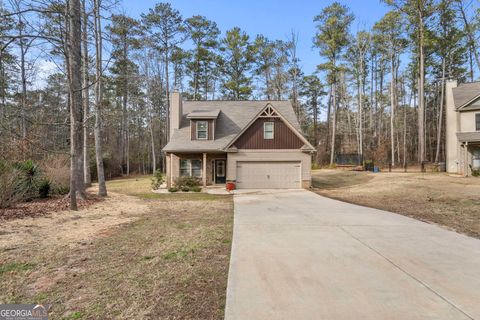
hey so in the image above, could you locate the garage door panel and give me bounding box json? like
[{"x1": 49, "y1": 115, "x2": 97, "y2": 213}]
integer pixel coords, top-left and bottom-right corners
[{"x1": 236, "y1": 161, "x2": 301, "y2": 189}]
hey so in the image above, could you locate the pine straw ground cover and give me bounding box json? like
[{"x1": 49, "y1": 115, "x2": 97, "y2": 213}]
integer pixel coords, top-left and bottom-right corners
[
  {"x1": 312, "y1": 169, "x2": 480, "y2": 239},
  {"x1": 0, "y1": 192, "x2": 102, "y2": 220},
  {"x1": 0, "y1": 177, "x2": 233, "y2": 319}
]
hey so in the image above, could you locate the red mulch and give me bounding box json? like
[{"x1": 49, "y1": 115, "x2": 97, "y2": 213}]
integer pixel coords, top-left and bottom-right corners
[{"x1": 0, "y1": 192, "x2": 103, "y2": 220}]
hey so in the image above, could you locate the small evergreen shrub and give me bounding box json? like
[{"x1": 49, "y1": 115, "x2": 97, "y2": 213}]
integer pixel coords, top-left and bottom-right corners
[
  {"x1": 180, "y1": 186, "x2": 190, "y2": 192},
  {"x1": 174, "y1": 176, "x2": 201, "y2": 188},
  {"x1": 168, "y1": 187, "x2": 179, "y2": 193},
  {"x1": 14, "y1": 160, "x2": 41, "y2": 199},
  {"x1": 38, "y1": 179, "x2": 51, "y2": 198},
  {"x1": 190, "y1": 186, "x2": 202, "y2": 192},
  {"x1": 470, "y1": 165, "x2": 480, "y2": 177},
  {"x1": 151, "y1": 170, "x2": 165, "y2": 190}
]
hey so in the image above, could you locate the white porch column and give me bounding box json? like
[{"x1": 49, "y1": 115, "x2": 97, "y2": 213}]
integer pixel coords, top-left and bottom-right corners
[
  {"x1": 465, "y1": 142, "x2": 469, "y2": 177},
  {"x1": 202, "y1": 153, "x2": 207, "y2": 187},
  {"x1": 165, "y1": 153, "x2": 171, "y2": 188}
]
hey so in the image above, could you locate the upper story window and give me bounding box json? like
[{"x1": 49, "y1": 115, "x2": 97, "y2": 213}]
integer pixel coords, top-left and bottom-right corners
[
  {"x1": 476, "y1": 113, "x2": 480, "y2": 131},
  {"x1": 264, "y1": 122, "x2": 274, "y2": 139},
  {"x1": 196, "y1": 121, "x2": 208, "y2": 140}
]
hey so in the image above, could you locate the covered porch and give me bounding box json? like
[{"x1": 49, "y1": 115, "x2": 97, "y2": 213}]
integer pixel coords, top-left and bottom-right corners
[
  {"x1": 457, "y1": 132, "x2": 480, "y2": 176},
  {"x1": 165, "y1": 152, "x2": 227, "y2": 188}
]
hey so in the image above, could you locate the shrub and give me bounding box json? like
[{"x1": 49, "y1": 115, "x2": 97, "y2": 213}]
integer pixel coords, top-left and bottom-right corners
[
  {"x1": 38, "y1": 179, "x2": 51, "y2": 198},
  {"x1": 180, "y1": 186, "x2": 190, "y2": 192},
  {"x1": 190, "y1": 186, "x2": 202, "y2": 192},
  {"x1": 168, "y1": 187, "x2": 179, "y2": 193},
  {"x1": 364, "y1": 160, "x2": 374, "y2": 172},
  {"x1": 151, "y1": 170, "x2": 165, "y2": 190},
  {"x1": 311, "y1": 163, "x2": 321, "y2": 170},
  {"x1": 470, "y1": 165, "x2": 480, "y2": 177},
  {"x1": 14, "y1": 160, "x2": 41, "y2": 199},
  {"x1": 0, "y1": 168, "x2": 25, "y2": 208},
  {"x1": 40, "y1": 155, "x2": 70, "y2": 195},
  {"x1": 174, "y1": 176, "x2": 201, "y2": 188}
]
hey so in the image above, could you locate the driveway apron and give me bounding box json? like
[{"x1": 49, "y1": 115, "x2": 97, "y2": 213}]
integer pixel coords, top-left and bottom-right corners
[{"x1": 225, "y1": 190, "x2": 480, "y2": 320}]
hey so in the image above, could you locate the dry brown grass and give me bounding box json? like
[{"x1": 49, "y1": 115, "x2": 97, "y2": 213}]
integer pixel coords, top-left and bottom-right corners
[
  {"x1": 312, "y1": 169, "x2": 480, "y2": 238},
  {"x1": 0, "y1": 176, "x2": 233, "y2": 319},
  {"x1": 39, "y1": 154, "x2": 70, "y2": 194}
]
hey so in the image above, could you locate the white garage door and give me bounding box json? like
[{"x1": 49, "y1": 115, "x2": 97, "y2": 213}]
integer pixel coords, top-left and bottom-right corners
[{"x1": 236, "y1": 161, "x2": 301, "y2": 189}]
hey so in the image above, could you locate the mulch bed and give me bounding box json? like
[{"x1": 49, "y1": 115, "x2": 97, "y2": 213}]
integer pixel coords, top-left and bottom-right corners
[{"x1": 0, "y1": 193, "x2": 103, "y2": 220}]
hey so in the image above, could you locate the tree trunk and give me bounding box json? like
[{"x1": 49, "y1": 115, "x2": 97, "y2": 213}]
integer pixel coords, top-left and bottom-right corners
[
  {"x1": 150, "y1": 119, "x2": 156, "y2": 172},
  {"x1": 93, "y1": 0, "x2": 107, "y2": 197},
  {"x1": 126, "y1": 121, "x2": 130, "y2": 175},
  {"x1": 165, "y1": 48, "x2": 170, "y2": 146},
  {"x1": 435, "y1": 58, "x2": 446, "y2": 163},
  {"x1": 358, "y1": 55, "x2": 364, "y2": 160},
  {"x1": 18, "y1": 14, "x2": 27, "y2": 140},
  {"x1": 330, "y1": 81, "x2": 337, "y2": 165},
  {"x1": 418, "y1": 10, "x2": 425, "y2": 163},
  {"x1": 68, "y1": 0, "x2": 86, "y2": 209},
  {"x1": 390, "y1": 55, "x2": 396, "y2": 167},
  {"x1": 122, "y1": 39, "x2": 129, "y2": 175},
  {"x1": 82, "y1": 0, "x2": 91, "y2": 187}
]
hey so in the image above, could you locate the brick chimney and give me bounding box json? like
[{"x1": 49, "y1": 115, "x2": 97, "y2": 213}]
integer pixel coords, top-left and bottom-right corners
[
  {"x1": 445, "y1": 79, "x2": 458, "y2": 173},
  {"x1": 170, "y1": 90, "x2": 183, "y2": 139}
]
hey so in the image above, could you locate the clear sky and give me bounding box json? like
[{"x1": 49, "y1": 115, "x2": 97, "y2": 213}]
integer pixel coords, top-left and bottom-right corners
[{"x1": 121, "y1": 0, "x2": 391, "y2": 75}]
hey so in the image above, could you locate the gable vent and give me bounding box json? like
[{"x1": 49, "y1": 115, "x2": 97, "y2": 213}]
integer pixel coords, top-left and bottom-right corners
[{"x1": 259, "y1": 105, "x2": 279, "y2": 118}]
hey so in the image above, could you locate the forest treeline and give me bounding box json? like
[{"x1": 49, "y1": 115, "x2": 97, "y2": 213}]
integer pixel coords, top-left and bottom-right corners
[{"x1": 0, "y1": 0, "x2": 479, "y2": 208}]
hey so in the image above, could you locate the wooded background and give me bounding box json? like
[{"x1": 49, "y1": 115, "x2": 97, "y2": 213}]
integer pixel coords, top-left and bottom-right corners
[{"x1": 0, "y1": 0, "x2": 479, "y2": 207}]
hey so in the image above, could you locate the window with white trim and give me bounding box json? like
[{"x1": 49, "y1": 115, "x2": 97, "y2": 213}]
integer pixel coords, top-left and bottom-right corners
[
  {"x1": 476, "y1": 113, "x2": 480, "y2": 131},
  {"x1": 196, "y1": 121, "x2": 208, "y2": 139},
  {"x1": 180, "y1": 159, "x2": 202, "y2": 177},
  {"x1": 264, "y1": 122, "x2": 274, "y2": 139}
]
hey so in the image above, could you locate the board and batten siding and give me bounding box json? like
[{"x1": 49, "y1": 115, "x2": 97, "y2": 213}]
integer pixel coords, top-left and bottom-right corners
[
  {"x1": 190, "y1": 119, "x2": 214, "y2": 140},
  {"x1": 233, "y1": 117, "x2": 304, "y2": 149}
]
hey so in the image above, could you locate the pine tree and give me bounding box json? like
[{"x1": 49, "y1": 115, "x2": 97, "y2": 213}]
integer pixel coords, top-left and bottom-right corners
[
  {"x1": 185, "y1": 15, "x2": 220, "y2": 100},
  {"x1": 313, "y1": 2, "x2": 354, "y2": 165},
  {"x1": 218, "y1": 27, "x2": 255, "y2": 100}
]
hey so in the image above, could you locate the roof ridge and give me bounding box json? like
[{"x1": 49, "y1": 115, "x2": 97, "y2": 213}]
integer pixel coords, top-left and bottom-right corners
[{"x1": 458, "y1": 81, "x2": 480, "y2": 87}]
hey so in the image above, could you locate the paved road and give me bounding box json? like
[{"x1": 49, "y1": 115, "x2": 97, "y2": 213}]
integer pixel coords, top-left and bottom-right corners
[{"x1": 225, "y1": 190, "x2": 480, "y2": 320}]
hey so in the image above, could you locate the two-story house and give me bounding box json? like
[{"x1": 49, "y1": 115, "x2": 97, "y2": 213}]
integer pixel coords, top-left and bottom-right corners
[
  {"x1": 446, "y1": 80, "x2": 480, "y2": 175},
  {"x1": 162, "y1": 91, "x2": 316, "y2": 189}
]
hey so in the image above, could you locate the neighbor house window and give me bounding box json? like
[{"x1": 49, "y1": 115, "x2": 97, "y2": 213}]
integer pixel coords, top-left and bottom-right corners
[
  {"x1": 476, "y1": 113, "x2": 480, "y2": 131},
  {"x1": 196, "y1": 121, "x2": 208, "y2": 139},
  {"x1": 180, "y1": 159, "x2": 202, "y2": 177},
  {"x1": 264, "y1": 122, "x2": 274, "y2": 139}
]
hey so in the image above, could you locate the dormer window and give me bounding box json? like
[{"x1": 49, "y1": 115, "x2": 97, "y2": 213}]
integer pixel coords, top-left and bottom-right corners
[
  {"x1": 264, "y1": 122, "x2": 274, "y2": 139},
  {"x1": 196, "y1": 121, "x2": 208, "y2": 140}
]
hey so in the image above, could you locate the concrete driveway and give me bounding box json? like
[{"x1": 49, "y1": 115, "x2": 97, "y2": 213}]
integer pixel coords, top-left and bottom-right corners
[{"x1": 225, "y1": 190, "x2": 480, "y2": 320}]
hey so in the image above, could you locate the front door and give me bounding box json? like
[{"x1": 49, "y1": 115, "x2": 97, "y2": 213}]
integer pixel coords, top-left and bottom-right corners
[{"x1": 215, "y1": 160, "x2": 226, "y2": 184}]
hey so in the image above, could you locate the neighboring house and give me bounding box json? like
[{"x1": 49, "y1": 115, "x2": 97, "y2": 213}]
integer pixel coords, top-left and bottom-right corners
[
  {"x1": 162, "y1": 91, "x2": 316, "y2": 189},
  {"x1": 446, "y1": 80, "x2": 480, "y2": 176}
]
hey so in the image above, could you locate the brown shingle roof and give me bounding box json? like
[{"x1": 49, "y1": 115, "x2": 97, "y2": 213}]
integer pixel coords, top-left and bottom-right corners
[
  {"x1": 162, "y1": 100, "x2": 304, "y2": 152},
  {"x1": 452, "y1": 82, "x2": 480, "y2": 110},
  {"x1": 457, "y1": 132, "x2": 480, "y2": 142}
]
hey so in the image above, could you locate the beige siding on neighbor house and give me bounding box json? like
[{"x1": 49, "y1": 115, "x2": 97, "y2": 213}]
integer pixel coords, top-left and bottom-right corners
[
  {"x1": 227, "y1": 150, "x2": 311, "y2": 188},
  {"x1": 446, "y1": 80, "x2": 460, "y2": 173},
  {"x1": 446, "y1": 80, "x2": 480, "y2": 176},
  {"x1": 459, "y1": 111, "x2": 480, "y2": 132}
]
